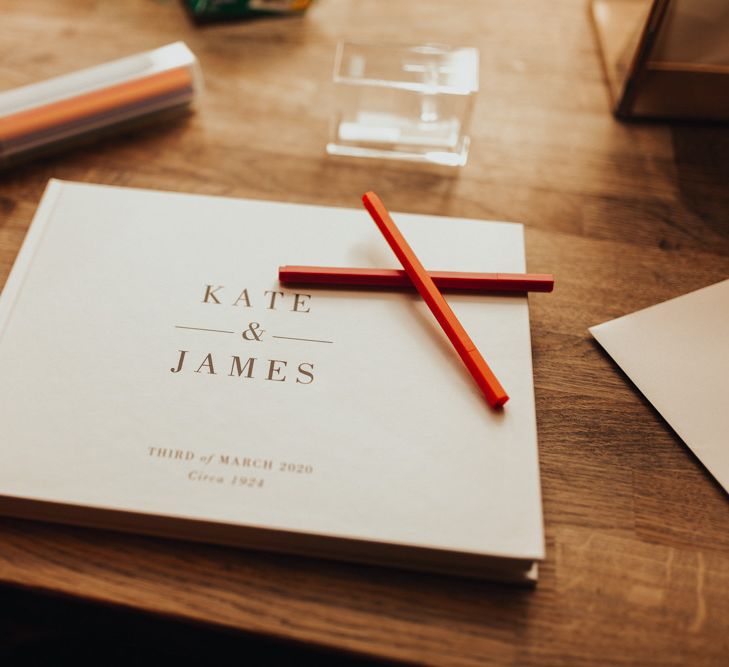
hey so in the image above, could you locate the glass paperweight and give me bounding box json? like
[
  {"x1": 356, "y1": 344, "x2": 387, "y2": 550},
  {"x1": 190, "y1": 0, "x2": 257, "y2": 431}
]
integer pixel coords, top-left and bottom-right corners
[{"x1": 327, "y1": 41, "x2": 478, "y2": 167}]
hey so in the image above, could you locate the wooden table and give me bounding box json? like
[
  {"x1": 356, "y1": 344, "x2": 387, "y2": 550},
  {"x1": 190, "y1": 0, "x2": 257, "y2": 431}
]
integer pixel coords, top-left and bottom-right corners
[{"x1": 1, "y1": 1, "x2": 728, "y2": 664}]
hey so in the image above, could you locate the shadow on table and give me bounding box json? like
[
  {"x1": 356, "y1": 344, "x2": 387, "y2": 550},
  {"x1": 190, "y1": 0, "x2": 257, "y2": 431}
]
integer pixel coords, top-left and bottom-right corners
[
  {"x1": 670, "y1": 124, "x2": 729, "y2": 243},
  {"x1": 0, "y1": 584, "x2": 404, "y2": 667}
]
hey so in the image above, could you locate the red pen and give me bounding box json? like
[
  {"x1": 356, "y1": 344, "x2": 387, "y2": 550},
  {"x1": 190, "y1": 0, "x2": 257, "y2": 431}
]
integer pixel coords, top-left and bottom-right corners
[
  {"x1": 279, "y1": 265, "x2": 554, "y2": 293},
  {"x1": 361, "y1": 191, "x2": 509, "y2": 409}
]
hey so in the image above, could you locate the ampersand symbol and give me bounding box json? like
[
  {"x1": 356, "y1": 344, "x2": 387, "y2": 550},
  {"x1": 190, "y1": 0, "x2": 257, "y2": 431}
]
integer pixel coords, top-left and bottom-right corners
[{"x1": 242, "y1": 322, "x2": 265, "y2": 341}]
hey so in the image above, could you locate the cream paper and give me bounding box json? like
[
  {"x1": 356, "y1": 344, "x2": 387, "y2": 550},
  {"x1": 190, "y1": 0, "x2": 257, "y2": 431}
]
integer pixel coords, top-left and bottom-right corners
[{"x1": 591, "y1": 280, "x2": 729, "y2": 493}]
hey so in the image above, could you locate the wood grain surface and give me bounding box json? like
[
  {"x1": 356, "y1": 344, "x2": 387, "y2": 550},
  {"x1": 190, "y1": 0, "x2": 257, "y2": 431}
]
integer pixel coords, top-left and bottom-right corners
[{"x1": 1, "y1": 1, "x2": 728, "y2": 665}]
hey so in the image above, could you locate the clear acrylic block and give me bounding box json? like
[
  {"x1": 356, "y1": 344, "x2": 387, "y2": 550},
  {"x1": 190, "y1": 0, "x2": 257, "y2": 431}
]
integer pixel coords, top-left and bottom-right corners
[{"x1": 327, "y1": 41, "x2": 478, "y2": 167}]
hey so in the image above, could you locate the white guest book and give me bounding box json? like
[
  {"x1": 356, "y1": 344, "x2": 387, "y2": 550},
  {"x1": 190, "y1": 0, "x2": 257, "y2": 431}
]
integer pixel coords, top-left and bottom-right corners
[{"x1": 0, "y1": 181, "x2": 544, "y2": 581}]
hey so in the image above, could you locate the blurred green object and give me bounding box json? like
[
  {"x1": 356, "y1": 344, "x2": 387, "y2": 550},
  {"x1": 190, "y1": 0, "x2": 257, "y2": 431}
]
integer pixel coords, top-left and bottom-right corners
[{"x1": 185, "y1": 0, "x2": 313, "y2": 19}]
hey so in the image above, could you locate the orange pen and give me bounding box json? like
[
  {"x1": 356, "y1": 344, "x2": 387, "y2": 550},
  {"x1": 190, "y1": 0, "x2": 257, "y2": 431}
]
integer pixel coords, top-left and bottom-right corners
[
  {"x1": 278, "y1": 265, "x2": 554, "y2": 292},
  {"x1": 362, "y1": 191, "x2": 509, "y2": 409}
]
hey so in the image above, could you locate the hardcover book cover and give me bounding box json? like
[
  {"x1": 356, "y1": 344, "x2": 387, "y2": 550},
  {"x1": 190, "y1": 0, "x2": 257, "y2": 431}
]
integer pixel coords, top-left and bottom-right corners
[{"x1": 0, "y1": 180, "x2": 544, "y2": 581}]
